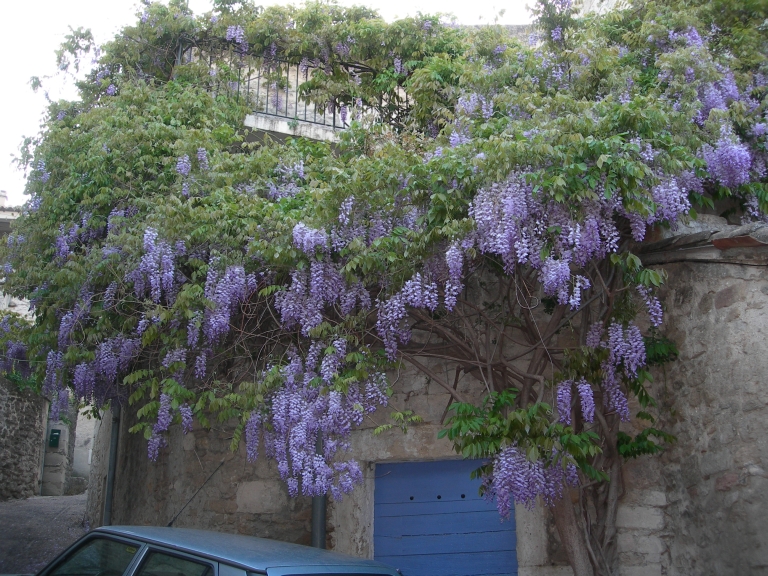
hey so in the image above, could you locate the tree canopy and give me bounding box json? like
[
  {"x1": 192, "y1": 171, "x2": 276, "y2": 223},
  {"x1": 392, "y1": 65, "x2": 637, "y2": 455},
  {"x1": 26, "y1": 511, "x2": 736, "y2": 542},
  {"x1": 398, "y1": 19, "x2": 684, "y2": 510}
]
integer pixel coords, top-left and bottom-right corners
[{"x1": 3, "y1": 0, "x2": 767, "y2": 573}]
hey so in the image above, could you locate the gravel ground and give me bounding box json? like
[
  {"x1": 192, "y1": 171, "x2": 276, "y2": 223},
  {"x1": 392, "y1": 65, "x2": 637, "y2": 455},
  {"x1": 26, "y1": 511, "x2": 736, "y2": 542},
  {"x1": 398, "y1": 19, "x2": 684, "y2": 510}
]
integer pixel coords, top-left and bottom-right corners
[{"x1": 0, "y1": 492, "x2": 88, "y2": 575}]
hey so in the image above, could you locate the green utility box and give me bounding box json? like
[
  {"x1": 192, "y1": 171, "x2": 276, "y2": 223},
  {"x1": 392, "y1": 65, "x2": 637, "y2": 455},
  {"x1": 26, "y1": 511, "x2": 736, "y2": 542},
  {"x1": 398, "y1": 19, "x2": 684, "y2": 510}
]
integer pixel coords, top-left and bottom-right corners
[{"x1": 49, "y1": 429, "x2": 61, "y2": 448}]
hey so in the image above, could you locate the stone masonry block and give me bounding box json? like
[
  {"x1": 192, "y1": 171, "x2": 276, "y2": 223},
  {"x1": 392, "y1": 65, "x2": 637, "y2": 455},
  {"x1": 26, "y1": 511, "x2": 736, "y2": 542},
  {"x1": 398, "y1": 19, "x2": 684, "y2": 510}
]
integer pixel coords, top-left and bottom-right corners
[
  {"x1": 619, "y1": 565, "x2": 662, "y2": 576},
  {"x1": 182, "y1": 432, "x2": 196, "y2": 451},
  {"x1": 625, "y1": 490, "x2": 667, "y2": 507},
  {"x1": 236, "y1": 480, "x2": 288, "y2": 514},
  {"x1": 206, "y1": 499, "x2": 238, "y2": 514},
  {"x1": 618, "y1": 533, "x2": 666, "y2": 555},
  {"x1": 700, "y1": 451, "x2": 733, "y2": 477},
  {"x1": 715, "y1": 472, "x2": 742, "y2": 491},
  {"x1": 616, "y1": 506, "x2": 664, "y2": 530}
]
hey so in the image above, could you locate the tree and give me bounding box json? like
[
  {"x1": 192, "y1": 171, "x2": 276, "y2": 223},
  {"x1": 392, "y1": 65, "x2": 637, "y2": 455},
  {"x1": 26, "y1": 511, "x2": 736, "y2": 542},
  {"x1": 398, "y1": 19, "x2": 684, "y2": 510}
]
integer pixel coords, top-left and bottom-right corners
[{"x1": 2, "y1": 0, "x2": 766, "y2": 574}]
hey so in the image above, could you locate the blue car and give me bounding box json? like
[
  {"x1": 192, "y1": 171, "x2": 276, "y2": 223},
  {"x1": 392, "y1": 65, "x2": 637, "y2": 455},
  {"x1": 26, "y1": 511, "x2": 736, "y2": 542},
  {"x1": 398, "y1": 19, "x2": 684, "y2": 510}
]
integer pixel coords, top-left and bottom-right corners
[{"x1": 36, "y1": 526, "x2": 400, "y2": 576}]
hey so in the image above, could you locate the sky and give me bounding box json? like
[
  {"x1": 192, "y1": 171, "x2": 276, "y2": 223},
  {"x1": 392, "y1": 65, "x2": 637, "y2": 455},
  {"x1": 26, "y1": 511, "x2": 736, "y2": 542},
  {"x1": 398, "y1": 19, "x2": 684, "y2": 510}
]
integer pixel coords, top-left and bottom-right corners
[{"x1": 0, "y1": 0, "x2": 532, "y2": 207}]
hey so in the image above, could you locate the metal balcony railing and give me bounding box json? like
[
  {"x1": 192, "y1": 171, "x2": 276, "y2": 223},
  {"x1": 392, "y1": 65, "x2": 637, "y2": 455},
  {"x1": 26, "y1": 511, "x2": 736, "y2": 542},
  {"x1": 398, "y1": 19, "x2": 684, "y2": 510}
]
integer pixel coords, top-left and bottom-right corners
[{"x1": 179, "y1": 44, "x2": 408, "y2": 131}]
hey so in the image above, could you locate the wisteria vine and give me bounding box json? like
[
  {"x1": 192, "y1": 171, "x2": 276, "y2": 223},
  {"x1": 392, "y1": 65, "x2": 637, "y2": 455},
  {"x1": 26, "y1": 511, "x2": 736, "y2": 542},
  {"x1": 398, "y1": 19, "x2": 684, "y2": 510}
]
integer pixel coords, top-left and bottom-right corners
[{"x1": 1, "y1": 1, "x2": 767, "y2": 552}]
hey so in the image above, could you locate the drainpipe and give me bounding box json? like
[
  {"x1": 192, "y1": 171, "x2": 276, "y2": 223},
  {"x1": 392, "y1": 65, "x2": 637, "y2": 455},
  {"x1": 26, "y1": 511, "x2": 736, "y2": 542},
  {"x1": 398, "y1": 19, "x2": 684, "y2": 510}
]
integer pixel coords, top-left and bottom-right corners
[
  {"x1": 102, "y1": 406, "x2": 120, "y2": 526},
  {"x1": 311, "y1": 435, "x2": 326, "y2": 549}
]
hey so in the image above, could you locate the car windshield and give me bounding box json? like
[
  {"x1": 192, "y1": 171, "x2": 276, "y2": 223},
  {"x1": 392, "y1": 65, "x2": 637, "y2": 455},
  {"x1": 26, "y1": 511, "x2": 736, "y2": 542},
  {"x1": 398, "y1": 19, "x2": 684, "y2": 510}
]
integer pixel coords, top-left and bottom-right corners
[{"x1": 47, "y1": 537, "x2": 139, "y2": 576}]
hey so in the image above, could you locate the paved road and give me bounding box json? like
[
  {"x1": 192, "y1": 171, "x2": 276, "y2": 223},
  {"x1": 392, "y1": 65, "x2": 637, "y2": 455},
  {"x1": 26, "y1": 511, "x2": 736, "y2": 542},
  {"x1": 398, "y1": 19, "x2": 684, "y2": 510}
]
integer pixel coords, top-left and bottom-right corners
[{"x1": 0, "y1": 493, "x2": 88, "y2": 575}]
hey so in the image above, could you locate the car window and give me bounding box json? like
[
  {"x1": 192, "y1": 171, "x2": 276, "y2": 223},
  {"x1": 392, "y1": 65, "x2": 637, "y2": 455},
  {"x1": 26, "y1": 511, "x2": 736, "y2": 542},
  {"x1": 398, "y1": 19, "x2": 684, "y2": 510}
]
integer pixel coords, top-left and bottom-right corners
[
  {"x1": 47, "y1": 537, "x2": 139, "y2": 576},
  {"x1": 220, "y1": 565, "x2": 247, "y2": 576},
  {"x1": 134, "y1": 551, "x2": 214, "y2": 576}
]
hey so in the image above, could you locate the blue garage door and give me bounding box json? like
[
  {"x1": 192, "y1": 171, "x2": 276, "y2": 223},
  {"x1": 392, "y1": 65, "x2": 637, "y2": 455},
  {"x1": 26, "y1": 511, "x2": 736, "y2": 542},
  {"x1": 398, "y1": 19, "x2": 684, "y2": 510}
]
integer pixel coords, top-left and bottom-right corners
[{"x1": 374, "y1": 459, "x2": 517, "y2": 576}]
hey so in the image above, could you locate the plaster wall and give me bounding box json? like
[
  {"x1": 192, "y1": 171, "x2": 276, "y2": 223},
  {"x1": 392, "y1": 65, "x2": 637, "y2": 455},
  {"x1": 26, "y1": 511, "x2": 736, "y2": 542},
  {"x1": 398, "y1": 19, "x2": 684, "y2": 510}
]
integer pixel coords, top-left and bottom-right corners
[
  {"x1": 85, "y1": 410, "x2": 109, "y2": 528},
  {"x1": 41, "y1": 403, "x2": 80, "y2": 496},
  {"x1": 72, "y1": 411, "x2": 97, "y2": 480}
]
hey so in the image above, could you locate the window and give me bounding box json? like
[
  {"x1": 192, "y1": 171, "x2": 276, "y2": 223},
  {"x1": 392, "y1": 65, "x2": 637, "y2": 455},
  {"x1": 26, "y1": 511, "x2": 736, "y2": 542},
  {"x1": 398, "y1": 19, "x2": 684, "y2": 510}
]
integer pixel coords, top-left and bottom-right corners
[
  {"x1": 134, "y1": 551, "x2": 214, "y2": 576},
  {"x1": 47, "y1": 537, "x2": 139, "y2": 576}
]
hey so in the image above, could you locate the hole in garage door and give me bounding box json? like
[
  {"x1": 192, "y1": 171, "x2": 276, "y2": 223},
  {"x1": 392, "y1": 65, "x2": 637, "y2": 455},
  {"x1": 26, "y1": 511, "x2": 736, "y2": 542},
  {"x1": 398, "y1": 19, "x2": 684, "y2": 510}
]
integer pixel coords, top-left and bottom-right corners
[{"x1": 374, "y1": 460, "x2": 517, "y2": 576}]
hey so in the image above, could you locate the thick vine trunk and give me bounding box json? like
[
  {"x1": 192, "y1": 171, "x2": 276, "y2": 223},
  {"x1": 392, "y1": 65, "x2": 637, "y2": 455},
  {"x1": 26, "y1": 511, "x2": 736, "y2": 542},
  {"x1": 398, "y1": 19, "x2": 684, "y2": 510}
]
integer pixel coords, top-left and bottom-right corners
[{"x1": 553, "y1": 494, "x2": 595, "y2": 576}]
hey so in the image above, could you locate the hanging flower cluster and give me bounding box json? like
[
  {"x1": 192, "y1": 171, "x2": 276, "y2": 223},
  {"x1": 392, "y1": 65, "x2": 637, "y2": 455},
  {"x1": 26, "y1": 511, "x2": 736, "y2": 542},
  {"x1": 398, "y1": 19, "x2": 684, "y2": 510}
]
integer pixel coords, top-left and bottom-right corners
[{"x1": 245, "y1": 345, "x2": 388, "y2": 498}]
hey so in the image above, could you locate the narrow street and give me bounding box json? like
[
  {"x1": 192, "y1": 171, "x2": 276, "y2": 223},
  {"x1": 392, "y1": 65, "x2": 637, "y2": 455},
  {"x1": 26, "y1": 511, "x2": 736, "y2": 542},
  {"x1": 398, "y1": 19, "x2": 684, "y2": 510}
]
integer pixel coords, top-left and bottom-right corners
[{"x1": 0, "y1": 493, "x2": 87, "y2": 575}]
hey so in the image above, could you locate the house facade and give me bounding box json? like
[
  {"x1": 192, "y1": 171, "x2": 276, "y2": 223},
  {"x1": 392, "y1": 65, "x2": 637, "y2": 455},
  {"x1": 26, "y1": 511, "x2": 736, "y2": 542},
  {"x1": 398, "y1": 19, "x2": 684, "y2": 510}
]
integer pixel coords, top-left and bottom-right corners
[{"x1": 85, "y1": 214, "x2": 768, "y2": 575}]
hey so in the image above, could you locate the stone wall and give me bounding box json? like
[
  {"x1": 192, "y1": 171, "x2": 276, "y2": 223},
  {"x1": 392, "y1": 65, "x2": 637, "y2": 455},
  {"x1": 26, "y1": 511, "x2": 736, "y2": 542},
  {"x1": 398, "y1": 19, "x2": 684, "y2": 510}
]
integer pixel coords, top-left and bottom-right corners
[
  {"x1": 83, "y1": 226, "x2": 768, "y2": 574},
  {"x1": 328, "y1": 361, "x2": 487, "y2": 558},
  {"x1": 0, "y1": 378, "x2": 46, "y2": 500},
  {"x1": 650, "y1": 259, "x2": 768, "y2": 575},
  {"x1": 85, "y1": 358, "x2": 565, "y2": 572},
  {"x1": 327, "y1": 360, "x2": 571, "y2": 575},
  {"x1": 86, "y1": 406, "x2": 312, "y2": 543}
]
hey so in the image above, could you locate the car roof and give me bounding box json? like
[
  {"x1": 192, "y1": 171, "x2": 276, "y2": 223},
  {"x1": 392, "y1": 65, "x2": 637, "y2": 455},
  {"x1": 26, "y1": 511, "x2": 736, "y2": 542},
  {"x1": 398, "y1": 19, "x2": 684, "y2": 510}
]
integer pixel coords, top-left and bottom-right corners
[{"x1": 94, "y1": 526, "x2": 397, "y2": 574}]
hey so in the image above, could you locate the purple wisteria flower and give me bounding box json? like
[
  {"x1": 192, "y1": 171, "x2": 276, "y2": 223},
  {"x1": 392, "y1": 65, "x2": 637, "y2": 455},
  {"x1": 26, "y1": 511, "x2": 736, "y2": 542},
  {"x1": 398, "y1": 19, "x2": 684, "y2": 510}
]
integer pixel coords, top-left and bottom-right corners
[
  {"x1": 147, "y1": 433, "x2": 166, "y2": 461},
  {"x1": 557, "y1": 380, "x2": 573, "y2": 425},
  {"x1": 586, "y1": 322, "x2": 603, "y2": 348},
  {"x1": 449, "y1": 127, "x2": 471, "y2": 147},
  {"x1": 637, "y1": 285, "x2": 663, "y2": 326},
  {"x1": 36, "y1": 160, "x2": 51, "y2": 183},
  {"x1": 154, "y1": 393, "x2": 172, "y2": 434},
  {"x1": 702, "y1": 135, "x2": 752, "y2": 188},
  {"x1": 162, "y1": 348, "x2": 187, "y2": 369},
  {"x1": 255, "y1": 348, "x2": 387, "y2": 498},
  {"x1": 226, "y1": 25, "x2": 246, "y2": 44},
  {"x1": 124, "y1": 228, "x2": 178, "y2": 305},
  {"x1": 444, "y1": 244, "x2": 463, "y2": 310},
  {"x1": 576, "y1": 379, "x2": 595, "y2": 422},
  {"x1": 202, "y1": 264, "x2": 254, "y2": 344},
  {"x1": 245, "y1": 412, "x2": 261, "y2": 461},
  {"x1": 485, "y1": 444, "x2": 579, "y2": 516},
  {"x1": 593, "y1": 321, "x2": 646, "y2": 421},
  {"x1": 176, "y1": 155, "x2": 192, "y2": 176},
  {"x1": 293, "y1": 223, "x2": 328, "y2": 254},
  {"x1": 651, "y1": 178, "x2": 690, "y2": 225},
  {"x1": 197, "y1": 148, "x2": 209, "y2": 171},
  {"x1": 376, "y1": 293, "x2": 409, "y2": 359},
  {"x1": 104, "y1": 282, "x2": 118, "y2": 309},
  {"x1": 179, "y1": 404, "x2": 193, "y2": 434},
  {"x1": 194, "y1": 351, "x2": 209, "y2": 379}
]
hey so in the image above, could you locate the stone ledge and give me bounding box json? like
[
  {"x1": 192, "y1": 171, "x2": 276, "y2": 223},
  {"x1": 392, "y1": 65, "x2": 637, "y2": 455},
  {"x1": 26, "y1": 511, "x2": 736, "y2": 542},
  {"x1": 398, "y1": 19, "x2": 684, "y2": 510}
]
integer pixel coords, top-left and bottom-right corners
[
  {"x1": 518, "y1": 566, "x2": 574, "y2": 576},
  {"x1": 638, "y1": 221, "x2": 768, "y2": 266},
  {"x1": 244, "y1": 114, "x2": 338, "y2": 143}
]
